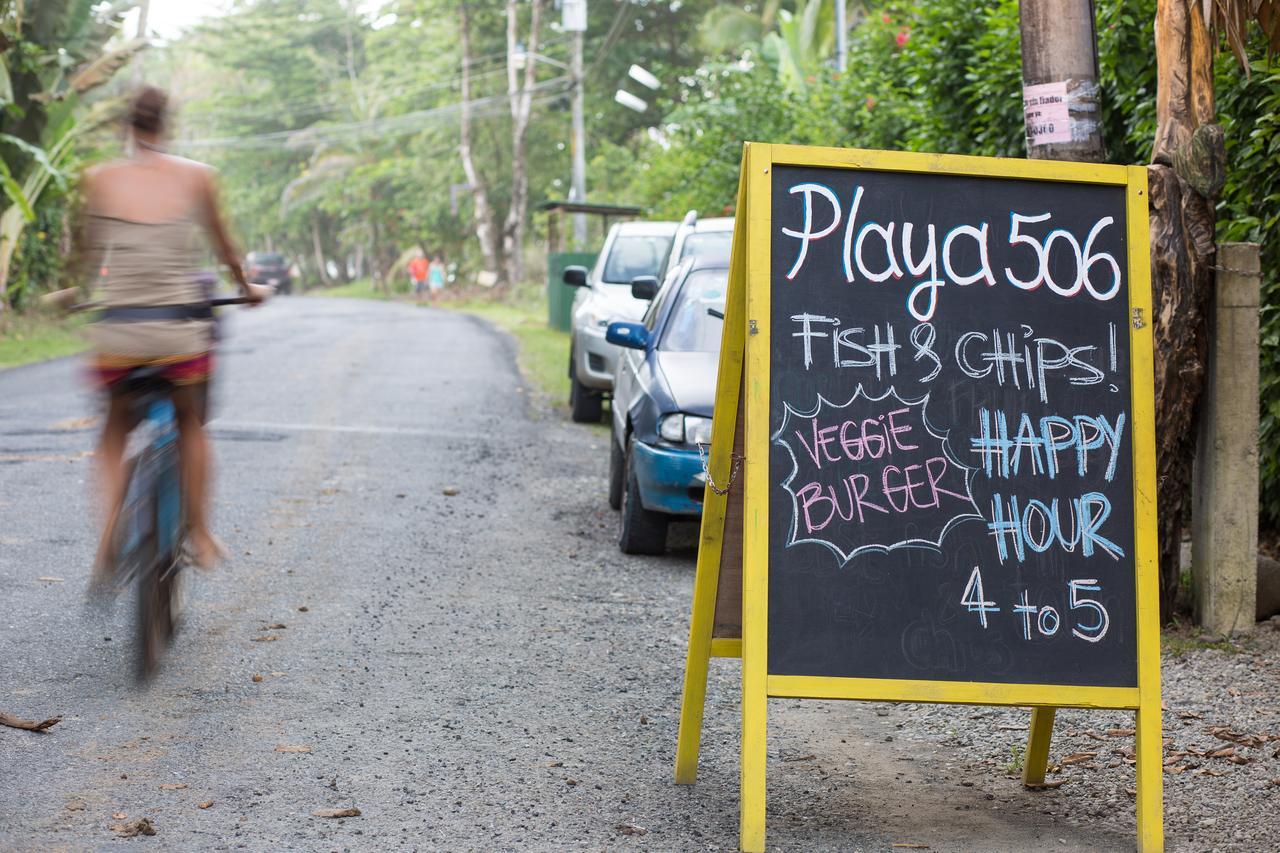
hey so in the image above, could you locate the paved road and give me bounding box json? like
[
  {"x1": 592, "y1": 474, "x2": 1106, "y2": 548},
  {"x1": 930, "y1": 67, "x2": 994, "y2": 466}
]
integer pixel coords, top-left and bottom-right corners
[{"x1": 0, "y1": 298, "x2": 1130, "y2": 851}]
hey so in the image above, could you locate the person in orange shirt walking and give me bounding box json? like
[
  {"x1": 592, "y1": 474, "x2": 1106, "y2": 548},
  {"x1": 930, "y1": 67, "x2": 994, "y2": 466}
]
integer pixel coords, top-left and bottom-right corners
[{"x1": 408, "y1": 252, "x2": 430, "y2": 303}]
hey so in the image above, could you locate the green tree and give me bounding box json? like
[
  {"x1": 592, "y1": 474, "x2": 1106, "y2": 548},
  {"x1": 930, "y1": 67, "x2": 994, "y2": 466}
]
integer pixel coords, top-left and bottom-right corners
[{"x1": 0, "y1": 0, "x2": 145, "y2": 312}]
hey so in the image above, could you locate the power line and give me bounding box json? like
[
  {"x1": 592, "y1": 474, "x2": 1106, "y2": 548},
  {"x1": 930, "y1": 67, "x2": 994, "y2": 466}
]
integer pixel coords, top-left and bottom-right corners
[
  {"x1": 179, "y1": 33, "x2": 577, "y2": 126},
  {"x1": 586, "y1": 0, "x2": 634, "y2": 77},
  {"x1": 174, "y1": 77, "x2": 573, "y2": 151}
]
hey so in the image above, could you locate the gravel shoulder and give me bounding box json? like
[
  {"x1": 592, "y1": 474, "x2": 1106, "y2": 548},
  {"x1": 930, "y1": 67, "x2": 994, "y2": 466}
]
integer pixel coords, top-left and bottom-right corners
[{"x1": 0, "y1": 297, "x2": 1275, "y2": 852}]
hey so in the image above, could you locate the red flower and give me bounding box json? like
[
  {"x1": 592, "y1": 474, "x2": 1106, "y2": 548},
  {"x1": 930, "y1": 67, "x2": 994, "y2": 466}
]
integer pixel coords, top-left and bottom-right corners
[
  {"x1": 895, "y1": 27, "x2": 910, "y2": 48},
  {"x1": 881, "y1": 13, "x2": 891, "y2": 24},
  {"x1": 866, "y1": 96, "x2": 877, "y2": 110}
]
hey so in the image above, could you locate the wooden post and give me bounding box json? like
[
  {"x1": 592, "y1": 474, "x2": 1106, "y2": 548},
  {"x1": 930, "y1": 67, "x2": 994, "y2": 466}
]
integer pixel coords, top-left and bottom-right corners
[
  {"x1": 1022, "y1": 707, "x2": 1056, "y2": 786},
  {"x1": 1191, "y1": 243, "x2": 1261, "y2": 635},
  {"x1": 1018, "y1": 0, "x2": 1106, "y2": 161}
]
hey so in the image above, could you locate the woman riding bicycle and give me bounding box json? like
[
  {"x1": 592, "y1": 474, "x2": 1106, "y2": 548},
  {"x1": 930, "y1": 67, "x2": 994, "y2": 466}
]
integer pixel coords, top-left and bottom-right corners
[{"x1": 77, "y1": 87, "x2": 268, "y2": 579}]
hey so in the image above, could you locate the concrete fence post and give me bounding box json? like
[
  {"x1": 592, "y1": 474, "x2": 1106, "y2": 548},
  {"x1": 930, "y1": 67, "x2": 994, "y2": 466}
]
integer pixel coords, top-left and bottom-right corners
[{"x1": 1191, "y1": 242, "x2": 1262, "y2": 635}]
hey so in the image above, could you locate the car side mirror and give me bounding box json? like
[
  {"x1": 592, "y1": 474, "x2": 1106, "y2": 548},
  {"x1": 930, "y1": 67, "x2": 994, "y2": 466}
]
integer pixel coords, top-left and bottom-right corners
[
  {"x1": 562, "y1": 265, "x2": 588, "y2": 287},
  {"x1": 606, "y1": 321, "x2": 649, "y2": 350},
  {"x1": 630, "y1": 275, "x2": 659, "y2": 300}
]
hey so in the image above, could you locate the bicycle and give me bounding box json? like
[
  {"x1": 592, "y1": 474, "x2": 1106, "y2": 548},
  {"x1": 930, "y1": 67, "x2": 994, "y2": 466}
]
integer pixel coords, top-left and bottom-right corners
[{"x1": 77, "y1": 295, "x2": 255, "y2": 678}]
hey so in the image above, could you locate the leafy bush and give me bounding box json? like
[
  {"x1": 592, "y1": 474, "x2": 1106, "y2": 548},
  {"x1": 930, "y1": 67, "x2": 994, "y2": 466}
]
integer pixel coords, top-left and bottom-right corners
[{"x1": 6, "y1": 192, "x2": 69, "y2": 312}]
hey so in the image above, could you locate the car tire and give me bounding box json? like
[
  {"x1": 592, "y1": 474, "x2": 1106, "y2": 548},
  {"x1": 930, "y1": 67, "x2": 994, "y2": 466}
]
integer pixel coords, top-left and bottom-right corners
[
  {"x1": 569, "y1": 358, "x2": 604, "y2": 423},
  {"x1": 619, "y1": 440, "x2": 668, "y2": 555},
  {"x1": 608, "y1": 432, "x2": 625, "y2": 511}
]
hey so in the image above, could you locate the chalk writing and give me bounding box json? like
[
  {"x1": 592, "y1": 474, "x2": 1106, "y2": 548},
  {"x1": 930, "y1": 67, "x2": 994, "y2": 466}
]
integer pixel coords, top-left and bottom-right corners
[
  {"x1": 779, "y1": 183, "x2": 1123, "y2": 321},
  {"x1": 961, "y1": 568, "x2": 1112, "y2": 643},
  {"x1": 767, "y1": 162, "x2": 1137, "y2": 687},
  {"x1": 786, "y1": 315, "x2": 1118, "y2": 406},
  {"x1": 774, "y1": 388, "x2": 982, "y2": 563}
]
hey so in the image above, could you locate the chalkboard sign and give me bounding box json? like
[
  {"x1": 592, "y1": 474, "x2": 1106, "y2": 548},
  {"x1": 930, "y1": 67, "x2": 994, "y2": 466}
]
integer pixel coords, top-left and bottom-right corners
[
  {"x1": 767, "y1": 165, "x2": 1136, "y2": 687},
  {"x1": 674, "y1": 144, "x2": 1163, "y2": 853}
]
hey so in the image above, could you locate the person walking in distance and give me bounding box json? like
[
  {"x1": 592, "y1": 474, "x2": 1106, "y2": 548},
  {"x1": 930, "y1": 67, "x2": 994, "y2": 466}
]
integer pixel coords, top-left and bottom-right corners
[
  {"x1": 75, "y1": 86, "x2": 268, "y2": 577},
  {"x1": 427, "y1": 251, "x2": 446, "y2": 304},
  {"x1": 408, "y1": 252, "x2": 429, "y2": 303}
]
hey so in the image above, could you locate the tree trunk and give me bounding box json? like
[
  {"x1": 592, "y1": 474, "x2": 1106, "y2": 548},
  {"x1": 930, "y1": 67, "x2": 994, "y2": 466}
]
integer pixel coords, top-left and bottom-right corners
[
  {"x1": 1149, "y1": 0, "x2": 1223, "y2": 619},
  {"x1": 311, "y1": 221, "x2": 332, "y2": 287},
  {"x1": 459, "y1": 1, "x2": 504, "y2": 285},
  {"x1": 501, "y1": 0, "x2": 544, "y2": 287}
]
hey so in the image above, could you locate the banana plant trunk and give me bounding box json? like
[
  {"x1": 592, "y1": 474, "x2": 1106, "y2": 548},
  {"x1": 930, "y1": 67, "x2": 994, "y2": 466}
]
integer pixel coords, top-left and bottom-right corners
[{"x1": 1149, "y1": 0, "x2": 1224, "y2": 620}]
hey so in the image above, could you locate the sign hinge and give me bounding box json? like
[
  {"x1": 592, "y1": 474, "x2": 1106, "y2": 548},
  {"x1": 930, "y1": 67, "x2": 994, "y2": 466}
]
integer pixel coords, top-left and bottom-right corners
[
  {"x1": 749, "y1": 319, "x2": 759, "y2": 335},
  {"x1": 1131, "y1": 307, "x2": 1145, "y2": 329}
]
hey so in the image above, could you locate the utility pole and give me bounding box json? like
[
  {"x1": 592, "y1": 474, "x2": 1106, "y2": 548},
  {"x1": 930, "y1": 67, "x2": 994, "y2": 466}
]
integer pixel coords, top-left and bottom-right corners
[
  {"x1": 1017, "y1": 0, "x2": 1105, "y2": 161},
  {"x1": 1015, "y1": 0, "x2": 1106, "y2": 792},
  {"x1": 565, "y1": 0, "x2": 588, "y2": 249},
  {"x1": 834, "y1": 0, "x2": 847, "y2": 72}
]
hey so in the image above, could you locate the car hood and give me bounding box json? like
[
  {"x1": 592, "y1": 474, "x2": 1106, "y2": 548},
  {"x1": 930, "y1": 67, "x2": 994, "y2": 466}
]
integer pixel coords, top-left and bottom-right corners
[
  {"x1": 590, "y1": 285, "x2": 649, "y2": 323},
  {"x1": 655, "y1": 352, "x2": 718, "y2": 417}
]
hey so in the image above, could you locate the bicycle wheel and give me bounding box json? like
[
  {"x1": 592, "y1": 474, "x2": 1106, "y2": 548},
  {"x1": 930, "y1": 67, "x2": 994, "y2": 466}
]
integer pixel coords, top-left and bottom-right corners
[{"x1": 135, "y1": 442, "x2": 183, "y2": 680}]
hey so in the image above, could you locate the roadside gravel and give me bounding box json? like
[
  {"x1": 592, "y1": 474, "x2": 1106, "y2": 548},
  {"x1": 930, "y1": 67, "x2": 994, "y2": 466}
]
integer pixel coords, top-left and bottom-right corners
[{"x1": 877, "y1": 620, "x2": 1280, "y2": 852}]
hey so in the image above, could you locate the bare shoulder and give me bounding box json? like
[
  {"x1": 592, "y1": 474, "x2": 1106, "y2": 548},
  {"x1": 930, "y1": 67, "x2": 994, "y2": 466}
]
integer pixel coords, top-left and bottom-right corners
[
  {"x1": 82, "y1": 158, "x2": 128, "y2": 183},
  {"x1": 157, "y1": 153, "x2": 212, "y2": 181}
]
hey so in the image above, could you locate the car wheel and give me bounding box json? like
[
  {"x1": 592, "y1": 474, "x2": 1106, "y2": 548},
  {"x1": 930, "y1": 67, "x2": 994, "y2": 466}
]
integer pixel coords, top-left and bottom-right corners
[
  {"x1": 619, "y1": 440, "x2": 668, "y2": 555},
  {"x1": 569, "y1": 373, "x2": 604, "y2": 423},
  {"x1": 608, "y1": 432, "x2": 625, "y2": 511}
]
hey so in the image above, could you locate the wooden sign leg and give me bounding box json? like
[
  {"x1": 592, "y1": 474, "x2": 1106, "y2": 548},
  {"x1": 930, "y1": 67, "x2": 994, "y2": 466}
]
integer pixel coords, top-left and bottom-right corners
[
  {"x1": 1135, "y1": 701, "x2": 1165, "y2": 851},
  {"x1": 739, "y1": 661, "x2": 767, "y2": 852},
  {"x1": 1021, "y1": 706, "x2": 1057, "y2": 786},
  {"x1": 675, "y1": 548, "x2": 720, "y2": 784}
]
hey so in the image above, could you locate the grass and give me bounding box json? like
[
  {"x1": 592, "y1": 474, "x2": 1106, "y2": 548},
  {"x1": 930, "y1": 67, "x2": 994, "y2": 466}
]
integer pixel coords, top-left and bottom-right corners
[
  {"x1": 0, "y1": 311, "x2": 86, "y2": 369},
  {"x1": 1161, "y1": 621, "x2": 1244, "y2": 657},
  {"x1": 1003, "y1": 742, "x2": 1025, "y2": 775}
]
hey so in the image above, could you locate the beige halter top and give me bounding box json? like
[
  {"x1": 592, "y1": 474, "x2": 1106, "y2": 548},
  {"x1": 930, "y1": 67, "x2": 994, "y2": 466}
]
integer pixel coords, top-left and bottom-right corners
[{"x1": 86, "y1": 209, "x2": 214, "y2": 363}]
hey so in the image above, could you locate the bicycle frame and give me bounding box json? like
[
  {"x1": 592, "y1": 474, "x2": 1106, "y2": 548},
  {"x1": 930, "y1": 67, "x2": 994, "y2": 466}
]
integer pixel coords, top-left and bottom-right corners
[{"x1": 113, "y1": 378, "x2": 185, "y2": 589}]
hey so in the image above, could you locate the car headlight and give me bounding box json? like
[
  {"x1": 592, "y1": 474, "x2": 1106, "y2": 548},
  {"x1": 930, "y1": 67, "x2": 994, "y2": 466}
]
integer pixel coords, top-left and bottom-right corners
[
  {"x1": 685, "y1": 416, "x2": 713, "y2": 446},
  {"x1": 658, "y1": 414, "x2": 713, "y2": 446}
]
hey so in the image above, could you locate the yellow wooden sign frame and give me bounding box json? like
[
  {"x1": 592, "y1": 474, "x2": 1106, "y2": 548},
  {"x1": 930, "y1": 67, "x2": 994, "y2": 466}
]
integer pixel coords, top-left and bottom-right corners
[{"x1": 675, "y1": 142, "x2": 1161, "y2": 852}]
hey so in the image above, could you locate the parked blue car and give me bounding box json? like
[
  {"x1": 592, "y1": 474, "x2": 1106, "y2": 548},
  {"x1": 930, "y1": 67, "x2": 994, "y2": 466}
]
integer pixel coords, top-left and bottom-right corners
[{"x1": 606, "y1": 259, "x2": 728, "y2": 554}]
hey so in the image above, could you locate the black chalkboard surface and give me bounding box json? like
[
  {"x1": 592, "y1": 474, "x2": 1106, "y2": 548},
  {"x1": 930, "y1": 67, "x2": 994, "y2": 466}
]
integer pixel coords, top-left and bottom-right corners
[{"x1": 766, "y1": 165, "x2": 1137, "y2": 687}]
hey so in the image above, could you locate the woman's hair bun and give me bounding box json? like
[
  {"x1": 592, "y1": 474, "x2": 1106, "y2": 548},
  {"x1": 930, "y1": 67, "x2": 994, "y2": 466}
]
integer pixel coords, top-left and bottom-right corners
[{"x1": 128, "y1": 86, "x2": 169, "y2": 135}]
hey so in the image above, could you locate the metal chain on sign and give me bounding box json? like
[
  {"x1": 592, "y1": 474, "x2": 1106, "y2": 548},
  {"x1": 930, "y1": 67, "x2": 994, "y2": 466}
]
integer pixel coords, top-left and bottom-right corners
[{"x1": 697, "y1": 443, "x2": 743, "y2": 496}]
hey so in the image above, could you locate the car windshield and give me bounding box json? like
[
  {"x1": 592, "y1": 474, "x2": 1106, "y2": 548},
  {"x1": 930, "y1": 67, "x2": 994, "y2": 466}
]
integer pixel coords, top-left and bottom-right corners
[
  {"x1": 678, "y1": 230, "x2": 732, "y2": 265},
  {"x1": 661, "y1": 269, "x2": 727, "y2": 353},
  {"x1": 250, "y1": 253, "x2": 284, "y2": 265},
  {"x1": 601, "y1": 235, "x2": 672, "y2": 284}
]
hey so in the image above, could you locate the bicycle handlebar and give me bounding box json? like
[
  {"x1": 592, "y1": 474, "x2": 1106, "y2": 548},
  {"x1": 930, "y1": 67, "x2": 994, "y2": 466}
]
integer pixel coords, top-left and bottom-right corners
[{"x1": 66, "y1": 295, "x2": 260, "y2": 313}]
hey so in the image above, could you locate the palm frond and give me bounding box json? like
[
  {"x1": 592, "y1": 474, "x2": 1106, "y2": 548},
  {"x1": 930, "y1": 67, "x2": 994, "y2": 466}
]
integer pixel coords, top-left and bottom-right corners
[
  {"x1": 1209, "y1": 0, "x2": 1280, "y2": 70},
  {"x1": 67, "y1": 36, "x2": 147, "y2": 94}
]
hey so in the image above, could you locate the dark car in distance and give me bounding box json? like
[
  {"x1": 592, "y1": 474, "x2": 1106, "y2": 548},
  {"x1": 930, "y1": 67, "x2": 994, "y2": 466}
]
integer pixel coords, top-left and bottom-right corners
[
  {"x1": 605, "y1": 258, "x2": 727, "y2": 554},
  {"x1": 246, "y1": 251, "x2": 292, "y2": 294}
]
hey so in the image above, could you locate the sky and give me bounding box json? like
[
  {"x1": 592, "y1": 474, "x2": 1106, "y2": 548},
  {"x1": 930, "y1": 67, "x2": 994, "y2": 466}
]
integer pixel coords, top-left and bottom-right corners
[
  {"x1": 124, "y1": 0, "x2": 387, "y2": 40},
  {"x1": 124, "y1": 0, "x2": 230, "y2": 41}
]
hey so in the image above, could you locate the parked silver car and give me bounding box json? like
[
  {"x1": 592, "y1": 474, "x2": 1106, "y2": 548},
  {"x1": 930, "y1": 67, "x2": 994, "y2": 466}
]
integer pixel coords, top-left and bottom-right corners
[
  {"x1": 662, "y1": 211, "x2": 734, "y2": 281},
  {"x1": 564, "y1": 219, "x2": 677, "y2": 422}
]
